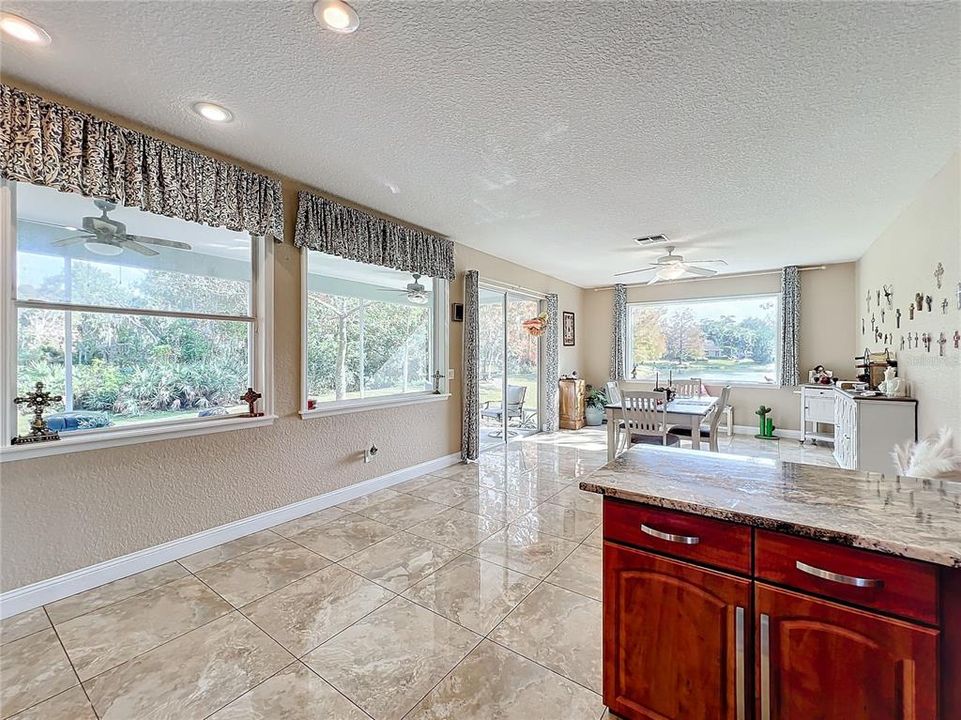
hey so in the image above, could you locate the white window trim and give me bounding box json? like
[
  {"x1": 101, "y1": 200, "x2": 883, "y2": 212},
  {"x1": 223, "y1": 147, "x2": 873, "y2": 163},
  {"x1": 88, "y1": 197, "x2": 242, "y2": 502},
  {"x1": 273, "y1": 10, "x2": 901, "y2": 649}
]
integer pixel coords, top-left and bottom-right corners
[
  {"x1": 624, "y1": 292, "x2": 781, "y2": 387},
  {"x1": 0, "y1": 180, "x2": 275, "y2": 461},
  {"x1": 300, "y1": 248, "x2": 449, "y2": 418}
]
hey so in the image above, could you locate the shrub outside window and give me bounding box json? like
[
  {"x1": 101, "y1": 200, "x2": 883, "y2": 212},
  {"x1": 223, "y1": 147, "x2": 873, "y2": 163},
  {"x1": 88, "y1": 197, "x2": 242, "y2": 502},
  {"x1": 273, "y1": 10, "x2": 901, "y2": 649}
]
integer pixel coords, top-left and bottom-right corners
[
  {"x1": 3, "y1": 180, "x2": 269, "y2": 445},
  {"x1": 625, "y1": 294, "x2": 780, "y2": 385},
  {"x1": 303, "y1": 250, "x2": 447, "y2": 411}
]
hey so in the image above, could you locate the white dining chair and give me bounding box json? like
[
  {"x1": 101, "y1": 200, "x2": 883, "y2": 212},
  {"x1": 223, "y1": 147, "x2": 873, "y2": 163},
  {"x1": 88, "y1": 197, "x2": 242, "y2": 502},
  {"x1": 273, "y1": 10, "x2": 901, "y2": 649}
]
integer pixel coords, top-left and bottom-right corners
[
  {"x1": 675, "y1": 377, "x2": 703, "y2": 398},
  {"x1": 668, "y1": 385, "x2": 731, "y2": 452},
  {"x1": 605, "y1": 381, "x2": 622, "y2": 406},
  {"x1": 618, "y1": 389, "x2": 679, "y2": 454}
]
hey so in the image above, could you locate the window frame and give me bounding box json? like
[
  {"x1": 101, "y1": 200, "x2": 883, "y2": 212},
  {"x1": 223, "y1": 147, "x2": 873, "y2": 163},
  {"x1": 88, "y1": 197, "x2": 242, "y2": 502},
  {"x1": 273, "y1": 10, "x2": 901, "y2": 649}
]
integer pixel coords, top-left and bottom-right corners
[
  {"x1": 0, "y1": 179, "x2": 275, "y2": 462},
  {"x1": 299, "y1": 247, "x2": 449, "y2": 419},
  {"x1": 623, "y1": 292, "x2": 781, "y2": 387}
]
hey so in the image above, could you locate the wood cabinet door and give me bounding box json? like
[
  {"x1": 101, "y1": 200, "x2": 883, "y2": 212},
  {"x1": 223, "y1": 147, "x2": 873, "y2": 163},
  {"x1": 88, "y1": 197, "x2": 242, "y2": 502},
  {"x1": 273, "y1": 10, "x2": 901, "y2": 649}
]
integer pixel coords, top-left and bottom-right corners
[
  {"x1": 604, "y1": 542, "x2": 751, "y2": 720},
  {"x1": 756, "y1": 583, "x2": 938, "y2": 720}
]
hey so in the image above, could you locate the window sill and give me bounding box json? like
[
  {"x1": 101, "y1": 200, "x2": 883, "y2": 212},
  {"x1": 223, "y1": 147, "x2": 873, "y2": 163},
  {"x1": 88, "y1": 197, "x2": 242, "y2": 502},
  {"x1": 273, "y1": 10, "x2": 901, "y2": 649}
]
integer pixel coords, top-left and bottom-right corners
[
  {"x1": 301, "y1": 393, "x2": 451, "y2": 419},
  {"x1": 0, "y1": 414, "x2": 277, "y2": 463}
]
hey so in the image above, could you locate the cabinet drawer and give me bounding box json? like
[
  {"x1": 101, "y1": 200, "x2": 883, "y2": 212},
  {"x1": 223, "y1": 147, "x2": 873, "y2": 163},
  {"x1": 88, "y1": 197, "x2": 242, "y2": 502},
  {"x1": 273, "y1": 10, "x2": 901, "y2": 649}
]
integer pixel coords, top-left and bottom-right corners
[
  {"x1": 803, "y1": 387, "x2": 834, "y2": 398},
  {"x1": 754, "y1": 530, "x2": 938, "y2": 625},
  {"x1": 604, "y1": 500, "x2": 751, "y2": 574}
]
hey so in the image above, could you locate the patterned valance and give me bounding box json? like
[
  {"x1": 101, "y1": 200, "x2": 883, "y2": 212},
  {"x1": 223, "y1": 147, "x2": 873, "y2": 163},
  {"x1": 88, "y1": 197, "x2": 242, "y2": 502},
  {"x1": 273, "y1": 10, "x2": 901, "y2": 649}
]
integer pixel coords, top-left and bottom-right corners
[
  {"x1": 0, "y1": 84, "x2": 284, "y2": 240},
  {"x1": 294, "y1": 191, "x2": 455, "y2": 281}
]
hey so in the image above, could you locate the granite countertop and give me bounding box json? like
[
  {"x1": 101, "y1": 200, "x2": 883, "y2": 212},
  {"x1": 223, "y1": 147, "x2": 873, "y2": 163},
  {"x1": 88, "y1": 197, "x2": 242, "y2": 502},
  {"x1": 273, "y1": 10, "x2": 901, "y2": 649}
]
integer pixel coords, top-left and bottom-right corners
[
  {"x1": 579, "y1": 447, "x2": 961, "y2": 568},
  {"x1": 802, "y1": 383, "x2": 916, "y2": 402}
]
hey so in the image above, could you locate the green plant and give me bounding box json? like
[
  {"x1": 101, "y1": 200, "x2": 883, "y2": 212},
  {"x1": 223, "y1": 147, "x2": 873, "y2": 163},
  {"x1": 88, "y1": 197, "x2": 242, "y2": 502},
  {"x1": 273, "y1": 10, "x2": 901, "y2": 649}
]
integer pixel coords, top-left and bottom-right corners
[{"x1": 585, "y1": 385, "x2": 608, "y2": 409}]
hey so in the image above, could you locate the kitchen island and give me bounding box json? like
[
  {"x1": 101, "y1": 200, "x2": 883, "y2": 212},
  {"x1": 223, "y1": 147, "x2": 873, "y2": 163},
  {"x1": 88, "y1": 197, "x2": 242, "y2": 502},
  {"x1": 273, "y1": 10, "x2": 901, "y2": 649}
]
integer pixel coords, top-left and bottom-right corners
[{"x1": 579, "y1": 447, "x2": 961, "y2": 720}]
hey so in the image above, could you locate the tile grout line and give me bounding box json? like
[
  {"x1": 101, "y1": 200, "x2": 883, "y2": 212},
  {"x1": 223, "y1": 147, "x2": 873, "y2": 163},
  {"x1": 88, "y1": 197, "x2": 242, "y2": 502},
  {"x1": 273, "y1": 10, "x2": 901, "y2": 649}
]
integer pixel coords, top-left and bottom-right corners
[{"x1": 41, "y1": 604, "x2": 102, "y2": 720}]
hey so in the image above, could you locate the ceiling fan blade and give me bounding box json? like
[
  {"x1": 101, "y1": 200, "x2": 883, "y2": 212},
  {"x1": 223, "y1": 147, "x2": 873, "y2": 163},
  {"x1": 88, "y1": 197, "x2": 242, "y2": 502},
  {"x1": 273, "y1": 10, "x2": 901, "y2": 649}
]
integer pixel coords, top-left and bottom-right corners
[
  {"x1": 684, "y1": 266, "x2": 718, "y2": 277},
  {"x1": 127, "y1": 235, "x2": 192, "y2": 250},
  {"x1": 689, "y1": 259, "x2": 728, "y2": 265},
  {"x1": 613, "y1": 265, "x2": 657, "y2": 277},
  {"x1": 52, "y1": 235, "x2": 94, "y2": 247},
  {"x1": 123, "y1": 239, "x2": 159, "y2": 256},
  {"x1": 646, "y1": 274, "x2": 662, "y2": 285}
]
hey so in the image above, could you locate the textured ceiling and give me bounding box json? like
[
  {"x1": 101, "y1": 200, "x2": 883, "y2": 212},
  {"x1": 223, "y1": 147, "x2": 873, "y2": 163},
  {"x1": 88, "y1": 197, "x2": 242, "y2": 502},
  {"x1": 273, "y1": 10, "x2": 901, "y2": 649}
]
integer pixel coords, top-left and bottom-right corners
[{"x1": 1, "y1": 1, "x2": 958, "y2": 287}]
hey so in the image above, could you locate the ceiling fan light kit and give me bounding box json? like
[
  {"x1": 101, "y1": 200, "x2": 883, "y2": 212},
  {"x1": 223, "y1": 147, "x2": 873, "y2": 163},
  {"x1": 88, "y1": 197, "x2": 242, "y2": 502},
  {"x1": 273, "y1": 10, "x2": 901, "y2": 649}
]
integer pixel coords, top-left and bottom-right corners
[{"x1": 614, "y1": 245, "x2": 729, "y2": 284}]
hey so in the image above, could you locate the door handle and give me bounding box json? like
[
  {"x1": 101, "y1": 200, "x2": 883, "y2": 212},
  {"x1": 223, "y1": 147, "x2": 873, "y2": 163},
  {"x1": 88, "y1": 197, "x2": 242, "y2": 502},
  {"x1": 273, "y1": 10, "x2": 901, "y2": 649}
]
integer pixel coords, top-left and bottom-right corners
[
  {"x1": 735, "y1": 606, "x2": 745, "y2": 720},
  {"x1": 639, "y1": 524, "x2": 700, "y2": 545},
  {"x1": 760, "y1": 613, "x2": 770, "y2": 720},
  {"x1": 795, "y1": 561, "x2": 884, "y2": 589}
]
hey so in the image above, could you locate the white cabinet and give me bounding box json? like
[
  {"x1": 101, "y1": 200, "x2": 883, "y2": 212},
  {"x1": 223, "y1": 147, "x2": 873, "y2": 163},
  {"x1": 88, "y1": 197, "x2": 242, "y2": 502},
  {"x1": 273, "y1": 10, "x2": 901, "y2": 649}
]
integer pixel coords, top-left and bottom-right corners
[
  {"x1": 833, "y1": 390, "x2": 917, "y2": 474},
  {"x1": 801, "y1": 385, "x2": 836, "y2": 445}
]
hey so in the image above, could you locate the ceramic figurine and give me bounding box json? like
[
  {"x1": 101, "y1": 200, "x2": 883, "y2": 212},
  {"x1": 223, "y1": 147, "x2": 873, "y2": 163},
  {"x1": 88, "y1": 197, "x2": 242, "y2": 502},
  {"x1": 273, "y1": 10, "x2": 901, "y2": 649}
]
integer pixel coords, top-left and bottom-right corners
[{"x1": 878, "y1": 367, "x2": 904, "y2": 398}]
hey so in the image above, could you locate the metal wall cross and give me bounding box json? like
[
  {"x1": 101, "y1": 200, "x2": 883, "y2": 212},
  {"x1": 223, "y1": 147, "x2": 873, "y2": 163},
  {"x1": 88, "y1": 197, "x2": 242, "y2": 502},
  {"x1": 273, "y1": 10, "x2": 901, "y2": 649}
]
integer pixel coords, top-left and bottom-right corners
[
  {"x1": 934, "y1": 262, "x2": 944, "y2": 289},
  {"x1": 938, "y1": 332, "x2": 947, "y2": 357},
  {"x1": 13, "y1": 381, "x2": 62, "y2": 442}
]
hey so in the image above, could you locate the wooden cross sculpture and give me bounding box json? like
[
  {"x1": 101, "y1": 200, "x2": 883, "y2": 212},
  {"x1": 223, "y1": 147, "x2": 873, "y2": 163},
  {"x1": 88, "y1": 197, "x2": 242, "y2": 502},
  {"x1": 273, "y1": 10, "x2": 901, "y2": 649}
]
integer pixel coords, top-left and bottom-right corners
[
  {"x1": 938, "y1": 332, "x2": 947, "y2": 357},
  {"x1": 12, "y1": 381, "x2": 62, "y2": 444},
  {"x1": 240, "y1": 388, "x2": 264, "y2": 417},
  {"x1": 934, "y1": 262, "x2": 944, "y2": 289}
]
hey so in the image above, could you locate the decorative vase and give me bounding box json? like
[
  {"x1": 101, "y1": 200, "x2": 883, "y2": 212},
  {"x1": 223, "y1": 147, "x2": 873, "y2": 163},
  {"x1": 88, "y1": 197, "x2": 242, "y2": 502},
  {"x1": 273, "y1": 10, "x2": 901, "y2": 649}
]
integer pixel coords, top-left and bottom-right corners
[{"x1": 585, "y1": 404, "x2": 604, "y2": 426}]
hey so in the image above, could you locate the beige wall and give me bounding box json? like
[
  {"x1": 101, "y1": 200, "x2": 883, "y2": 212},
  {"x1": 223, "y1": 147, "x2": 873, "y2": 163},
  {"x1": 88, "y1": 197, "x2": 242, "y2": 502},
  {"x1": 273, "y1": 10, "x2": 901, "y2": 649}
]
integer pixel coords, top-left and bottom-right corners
[
  {"x1": 855, "y1": 153, "x2": 961, "y2": 439},
  {"x1": 0, "y1": 83, "x2": 584, "y2": 591},
  {"x1": 580, "y1": 263, "x2": 857, "y2": 432}
]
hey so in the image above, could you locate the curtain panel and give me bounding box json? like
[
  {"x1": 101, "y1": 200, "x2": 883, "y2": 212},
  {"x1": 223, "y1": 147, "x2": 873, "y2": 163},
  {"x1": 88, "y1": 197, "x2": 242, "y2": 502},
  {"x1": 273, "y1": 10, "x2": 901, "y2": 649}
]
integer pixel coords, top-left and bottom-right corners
[
  {"x1": 542, "y1": 294, "x2": 560, "y2": 432},
  {"x1": 609, "y1": 283, "x2": 627, "y2": 380},
  {"x1": 0, "y1": 84, "x2": 284, "y2": 240},
  {"x1": 461, "y1": 270, "x2": 480, "y2": 461},
  {"x1": 778, "y1": 266, "x2": 801, "y2": 387},
  {"x1": 293, "y1": 191, "x2": 455, "y2": 281}
]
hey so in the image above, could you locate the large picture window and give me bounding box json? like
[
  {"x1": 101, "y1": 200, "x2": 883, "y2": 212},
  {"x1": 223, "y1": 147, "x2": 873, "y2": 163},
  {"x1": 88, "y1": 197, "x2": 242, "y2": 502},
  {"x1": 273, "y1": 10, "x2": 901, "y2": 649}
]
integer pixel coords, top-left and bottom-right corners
[
  {"x1": 303, "y1": 250, "x2": 447, "y2": 412},
  {"x1": 626, "y1": 294, "x2": 779, "y2": 385},
  {"x1": 3, "y1": 181, "x2": 270, "y2": 450}
]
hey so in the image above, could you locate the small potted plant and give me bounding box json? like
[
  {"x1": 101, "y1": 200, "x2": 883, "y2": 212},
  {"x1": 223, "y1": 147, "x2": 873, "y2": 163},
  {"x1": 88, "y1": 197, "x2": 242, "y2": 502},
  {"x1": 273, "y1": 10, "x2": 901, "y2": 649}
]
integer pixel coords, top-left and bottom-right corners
[{"x1": 584, "y1": 385, "x2": 607, "y2": 426}]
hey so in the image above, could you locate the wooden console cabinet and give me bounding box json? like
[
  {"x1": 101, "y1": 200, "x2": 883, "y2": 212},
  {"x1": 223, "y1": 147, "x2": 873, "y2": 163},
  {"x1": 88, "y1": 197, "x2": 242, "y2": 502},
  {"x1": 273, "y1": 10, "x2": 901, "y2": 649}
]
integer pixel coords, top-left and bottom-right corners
[
  {"x1": 603, "y1": 499, "x2": 957, "y2": 720},
  {"x1": 558, "y1": 378, "x2": 586, "y2": 430}
]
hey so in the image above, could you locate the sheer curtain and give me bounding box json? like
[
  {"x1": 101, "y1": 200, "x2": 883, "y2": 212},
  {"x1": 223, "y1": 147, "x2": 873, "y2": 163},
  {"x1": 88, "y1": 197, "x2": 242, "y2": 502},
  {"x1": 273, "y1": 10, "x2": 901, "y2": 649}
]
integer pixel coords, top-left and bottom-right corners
[
  {"x1": 778, "y1": 266, "x2": 801, "y2": 386},
  {"x1": 461, "y1": 270, "x2": 480, "y2": 461}
]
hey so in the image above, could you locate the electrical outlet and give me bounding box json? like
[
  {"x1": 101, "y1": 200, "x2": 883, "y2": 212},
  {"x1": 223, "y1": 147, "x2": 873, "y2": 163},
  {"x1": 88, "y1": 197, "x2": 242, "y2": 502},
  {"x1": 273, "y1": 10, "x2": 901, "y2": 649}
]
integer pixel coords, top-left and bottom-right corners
[
  {"x1": 448, "y1": 368, "x2": 455, "y2": 380},
  {"x1": 364, "y1": 444, "x2": 379, "y2": 463}
]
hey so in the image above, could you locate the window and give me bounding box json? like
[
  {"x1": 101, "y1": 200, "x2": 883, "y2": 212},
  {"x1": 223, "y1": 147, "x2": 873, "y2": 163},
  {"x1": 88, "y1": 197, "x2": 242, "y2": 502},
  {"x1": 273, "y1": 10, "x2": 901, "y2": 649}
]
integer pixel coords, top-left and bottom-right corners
[
  {"x1": 2, "y1": 180, "x2": 271, "y2": 452},
  {"x1": 625, "y1": 294, "x2": 779, "y2": 385},
  {"x1": 302, "y1": 250, "x2": 447, "y2": 413}
]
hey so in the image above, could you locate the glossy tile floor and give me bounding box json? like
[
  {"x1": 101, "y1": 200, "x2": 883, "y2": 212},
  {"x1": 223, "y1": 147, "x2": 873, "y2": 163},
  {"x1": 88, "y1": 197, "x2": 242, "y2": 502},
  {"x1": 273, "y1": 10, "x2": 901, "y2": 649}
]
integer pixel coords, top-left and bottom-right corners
[{"x1": 0, "y1": 430, "x2": 835, "y2": 719}]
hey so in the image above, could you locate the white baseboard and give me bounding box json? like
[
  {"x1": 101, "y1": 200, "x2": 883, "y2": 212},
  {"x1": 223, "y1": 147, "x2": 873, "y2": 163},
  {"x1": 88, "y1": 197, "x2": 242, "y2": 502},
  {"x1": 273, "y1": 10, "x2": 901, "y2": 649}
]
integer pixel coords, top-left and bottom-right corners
[
  {"x1": 731, "y1": 424, "x2": 802, "y2": 441},
  {"x1": 0, "y1": 452, "x2": 462, "y2": 620}
]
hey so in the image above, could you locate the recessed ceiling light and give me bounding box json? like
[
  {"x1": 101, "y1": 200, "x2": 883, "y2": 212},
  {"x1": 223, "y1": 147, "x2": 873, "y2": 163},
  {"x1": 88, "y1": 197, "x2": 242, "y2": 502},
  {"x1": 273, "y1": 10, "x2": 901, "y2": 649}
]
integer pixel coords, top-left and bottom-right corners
[
  {"x1": 0, "y1": 12, "x2": 51, "y2": 46},
  {"x1": 314, "y1": 0, "x2": 359, "y2": 34},
  {"x1": 191, "y1": 102, "x2": 233, "y2": 123}
]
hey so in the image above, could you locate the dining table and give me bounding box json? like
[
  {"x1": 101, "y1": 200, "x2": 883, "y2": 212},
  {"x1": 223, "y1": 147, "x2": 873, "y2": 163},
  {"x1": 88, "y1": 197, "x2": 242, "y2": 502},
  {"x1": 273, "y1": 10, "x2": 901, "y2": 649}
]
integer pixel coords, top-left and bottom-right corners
[{"x1": 604, "y1": 396, "x2": 719, "y2": 461}]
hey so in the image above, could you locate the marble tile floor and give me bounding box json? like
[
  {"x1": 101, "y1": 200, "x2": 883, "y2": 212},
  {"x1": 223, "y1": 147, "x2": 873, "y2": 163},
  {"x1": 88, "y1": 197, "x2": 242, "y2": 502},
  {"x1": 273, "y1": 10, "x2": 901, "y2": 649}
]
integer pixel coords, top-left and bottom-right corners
[{"x1": 0, "y1": 428, "x2": 835, "y2": 719}]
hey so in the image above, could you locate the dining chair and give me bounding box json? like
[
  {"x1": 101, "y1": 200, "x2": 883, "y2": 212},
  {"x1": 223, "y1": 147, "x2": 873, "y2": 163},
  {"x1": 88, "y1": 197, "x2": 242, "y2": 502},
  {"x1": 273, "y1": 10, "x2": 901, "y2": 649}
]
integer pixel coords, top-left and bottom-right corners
[
  {"x1": 668, "y1": 385, "x2": 731, "y2": 452},
  {"x1": 619, "y1": 389, "x2": 679, "y2": 454},
  {"x1": 675, "y1": 377, "x2": 703, "y2": 398},
  {"x1": 605, "y1": 381, "x2": 622, "y2": 406}
]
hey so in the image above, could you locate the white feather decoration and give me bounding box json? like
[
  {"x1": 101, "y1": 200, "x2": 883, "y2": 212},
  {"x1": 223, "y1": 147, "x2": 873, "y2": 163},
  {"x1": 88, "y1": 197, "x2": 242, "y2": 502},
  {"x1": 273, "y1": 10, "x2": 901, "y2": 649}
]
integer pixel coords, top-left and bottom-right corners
[{"x1": 892, "y1": 427, "x2": 961, "y2": 479}]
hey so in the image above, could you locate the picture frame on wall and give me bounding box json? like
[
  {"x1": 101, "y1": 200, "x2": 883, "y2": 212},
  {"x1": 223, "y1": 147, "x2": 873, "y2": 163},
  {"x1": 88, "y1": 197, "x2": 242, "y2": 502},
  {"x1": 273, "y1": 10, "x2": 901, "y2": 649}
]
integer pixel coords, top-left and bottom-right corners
[{"x1": 562, "y1": 311, "x2": 575, "y2": 346}]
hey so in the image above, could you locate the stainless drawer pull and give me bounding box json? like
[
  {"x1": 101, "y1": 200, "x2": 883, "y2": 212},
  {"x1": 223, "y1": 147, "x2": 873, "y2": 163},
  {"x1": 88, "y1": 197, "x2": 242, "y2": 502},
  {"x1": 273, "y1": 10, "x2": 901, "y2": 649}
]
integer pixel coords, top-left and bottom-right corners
[
  {"x1": 795, "y1": 560, "x2": 884, "y2": 589},
  {"x1": 760, "y1": 613, "x2": 770, "y2": 720},
  {"x1": 735, "y1": 606, "x2": 745, "y2": 720},
  {"x1": 640, "y1": 523, "x2": 700, "y2": 545}
]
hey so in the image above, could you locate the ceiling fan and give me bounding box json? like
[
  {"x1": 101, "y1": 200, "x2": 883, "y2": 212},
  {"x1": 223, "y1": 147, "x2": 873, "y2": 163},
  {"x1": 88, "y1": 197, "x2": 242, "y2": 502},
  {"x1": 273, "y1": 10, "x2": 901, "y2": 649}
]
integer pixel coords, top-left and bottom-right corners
[
  {"x1": 51, "y1": 200, "x2": 192, "y2": 257},
  {"x1": 614, "y1": 246, "x2": 728, "y2": 284},
  {"x1": 380, "y1": 273, "x2": 429, "y2": 304}
]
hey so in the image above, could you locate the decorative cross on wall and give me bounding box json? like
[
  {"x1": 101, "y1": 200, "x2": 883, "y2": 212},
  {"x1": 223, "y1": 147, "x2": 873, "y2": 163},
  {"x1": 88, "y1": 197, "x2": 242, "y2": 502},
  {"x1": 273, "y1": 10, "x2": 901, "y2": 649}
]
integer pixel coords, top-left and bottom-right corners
[
  {"x1": 900, "y1": 335, "x2": 905, "y2": 351},
  {"x1": 916, "y1": 293, "x2": 924, "y2": 311},
  {"x1": 957, "y1": 281, "x2": 961, "y2": 310},
  {"x1": 938, "y1": 332, "x2": 947, "y2": 357},
  {"x1": 925, "y1": 295, "x2": 933, "y2": 312},
  {"x1": 876, "y1": 289, "x2": 881, "y2": 307},
  {"x1": 922, "y1": 333, "x2": 931, "y2": 353},
  {"x1": 909, "y1": 304, "x2": 915, "y2": 321},
  {"x1": 883, "y1": 284, "x2": 893, "y2": 309},
  {"x1": 881, "y1": 308, "x2": 886, "y2": 323},
  {"x1": 240, "y1": 387, "x2": 264, "y2": 417},
  {"x1": 954, "y1": 330, "x2": 960, "y2": 350},
  {"x1": 943, "y1": 298, "x2": 950, "y2": 315},
  {"x1": 866, "y1": 291, "x2": 872, "y2": 313},
  {"x1": 896, "y1": 308, "x2": 901, "y2": 328},
  {"x1": 934, "y1": 262, "x2": 944, "y2": 289}
]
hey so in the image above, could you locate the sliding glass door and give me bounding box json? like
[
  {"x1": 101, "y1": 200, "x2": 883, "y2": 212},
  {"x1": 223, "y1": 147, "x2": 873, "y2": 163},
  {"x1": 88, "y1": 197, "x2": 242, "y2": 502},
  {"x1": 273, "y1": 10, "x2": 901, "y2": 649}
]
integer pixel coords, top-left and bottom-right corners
[{"x1": 478, "y1": 285, "x2": 541, "y2": 451}]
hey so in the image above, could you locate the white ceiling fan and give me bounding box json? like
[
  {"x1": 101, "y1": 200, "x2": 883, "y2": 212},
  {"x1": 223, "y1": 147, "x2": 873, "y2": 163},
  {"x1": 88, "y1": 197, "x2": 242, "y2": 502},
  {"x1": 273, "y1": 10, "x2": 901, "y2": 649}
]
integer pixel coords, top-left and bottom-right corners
[
  {"x1": 379, "y1": 273, "x2": 429, "y2": 304},
  {"x1": 50, "y1": 199, "x2": 192, "y2": 257},
  {"x1": 614, "y1": 246, "x2": 728, "y2": 284}
]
